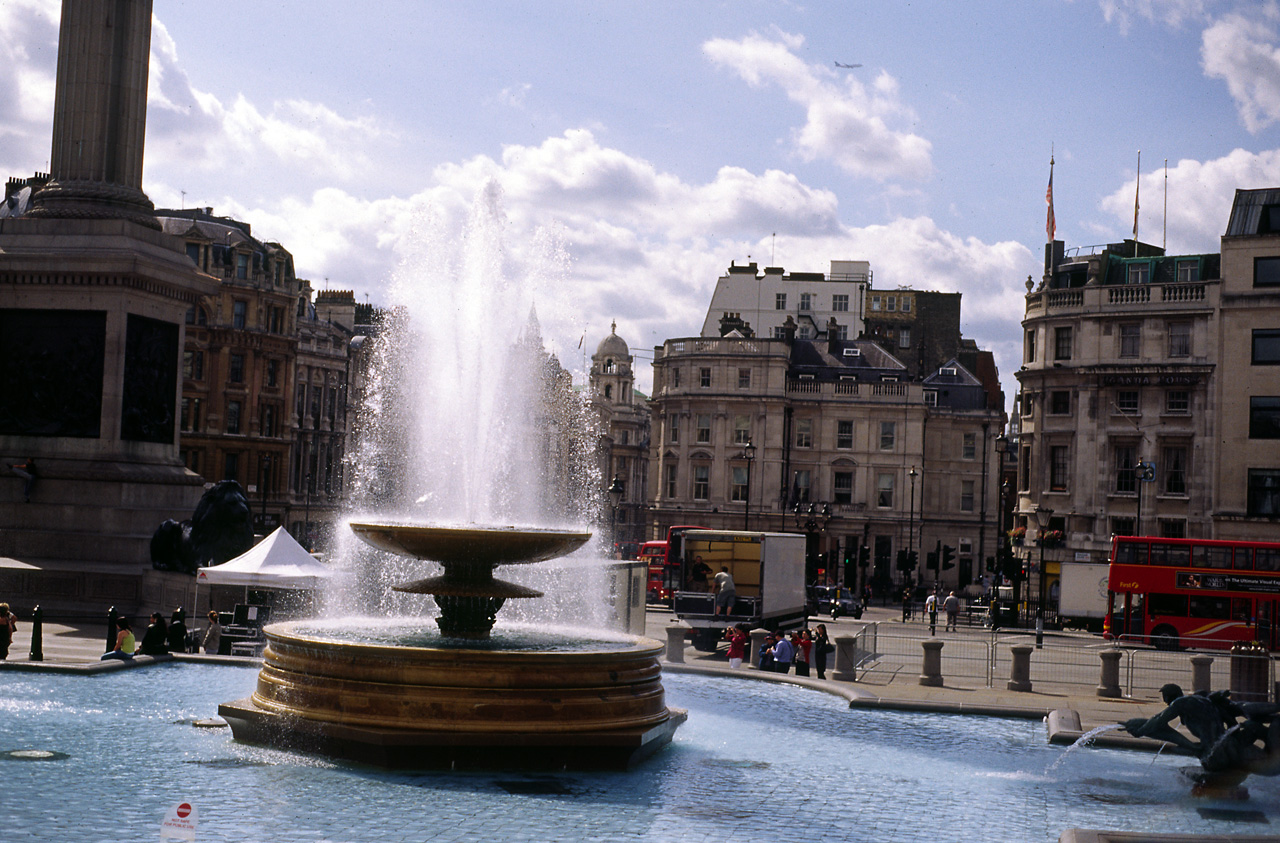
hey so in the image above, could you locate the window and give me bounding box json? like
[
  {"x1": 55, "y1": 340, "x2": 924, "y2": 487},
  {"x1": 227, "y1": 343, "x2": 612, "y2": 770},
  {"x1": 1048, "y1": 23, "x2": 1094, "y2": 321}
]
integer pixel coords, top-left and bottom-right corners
[
  {"x1": 223, "y1": 452, "x2": 239, "y2": 482},
  {"x1": 775, "y1": 293, "x2": 786, "y2": 310},
  {"x1": 232, "y1": 300, "x2": 247, "y2": 329},
  {"x1": 696, "y1": 414, "x2": 711, "y2": 444},
  {"x1": 266, "y1": 359, "x2": 279, "y2": 387},
  {"x1": 665, "y1": 464, "x2": 677, "y2": 498},
  {"x1": 669, "y1": 415, "x2": 679, "y2": 444},
  {"x1": 1049, "y1": 445, "x2": 1069, "y2": 491},
  {"x1": 1166, "y1": 390, "x2": 1190, "y2": 413},
  {"x1": 832, "y1": 294, "x2": 849, "y2": 312},
  {"x1": 1159, "y1": 519, "x2": 1187, "y2": 539},
  {"x1": 731, "y1": 466, "x2": 748, "y2": 502},
  {"x1": 185, "y1": 243, "x2": 200, "y2": 264},
  {"x1": 1119, "y1": 324, "x2": 1140, "y2": 358},
  {"x1": 1116, "y1": 390, "x2": 1139, "y2": 414},
  {"x1": 296, "y1": 384, "x2": 306, "y2": 417},
  {"x1": 962, "y1": 432, "x2": 976, "y2": 460},
  {"x1": 798, "y1": 326, "x2": 812, "y2": 339},
  {"x1": 1248, "y1": 469, "x2": 1280, "y2": 517},
  {"x1": 738, "y1": 368, "x2": 751, "y2": 389},
  {"x1": 1176, "y1": 260, "x2": 1199, "y2": 283},
  {"x1": 879, "y1": 421, "x2": 895, "y2": 451},
  {"x1": 836, "y1": 420, "x2": 853, "y2": 449},
  {"x1": 876, "y1": 473, "x2": 894, "y2": 508},
  {"x1": 699, "y1": 368, "x2": 711, "y2": 388},
  {"x1": 795, "y1": 419, "x2": 813, "y2": 448},
  {"x1": 621, "y1": 430, "x2": 629, "y2": 445},
  {"x1": 1050, "y1": 391, "x2": 1071, "y2": 415},
  {"x1": 734, "y1": 415, "x2": 751, "y2": 445},
  {"x1": 1115, "y1": 445, "x2": 1137, "y2": 493},
  {"x1": 960, "y1": 480, "x2": 975, "y2": 512},
  {"x1": 899, "y1": 328, "x2": 910, "y2": 348},
  {"x1": 693, "y1": 465, "x2": 709, "y2": 500},
  {"x1": 604, "y1": 384, "x2": 613, "y2": 400},
  {"x1": 788, "y1": 469, "x2": 811, "y2": 504},
  {"x1": 261, "y1": 404, "x2": 275, "y2": 438},
  {"x1": 833, "y1": 472, "x2": 853, "y2": 504},
  {"x1": 886, "y1": 296, "x2": 897, "y2": 312},
  {"x1": 236, "y1": 254, "x2": 248, "y2": 279},
  {"x1": 1251, "y1": 397, "x2": 1280, "y2": 438},
  {"x1": 226, "y1": 400, "x2": 242, "y2": 434},
  {"x1": 1168, "y1": 323, "x2": 1191, "y2": 358},
  {"x1": 1020, "y1": 444, "x2": 1032, "y2": 492},
  {"x1": 1254, "y1": 330, "x2": 1280, "y2": 364},
  {"x1": 229, "y1": 353, "x2": 244, "y2": 384},
  {"x1": 183, "y1": 350, "x2": 204, "y2": 381},
  {"x1": 1111, "y1": 517, "x2": 1135, "y2": 537},
  {"x1": 1255, "y1": 257, "x2": 1280, "y2": 287},
  {"x1": 870, "y1": 295, "x2": 881, "y2": 312},
  {"x1": 180, "y1": 398, "x2": 202, "y2": 432},
  {"x1": 772, "y1": 327, "x2": 787, "y2": 339},
  {"x1": 799, "y1": 293, "x2": 813, "y2": 311},
  {"x1": 1025, "y1": 329, "x2": 1037, "y2": 363},
  {"x1": 1163, "y1": 446, "x2": 1187, "y2": 495},
  {"x1": 1054, "y1": 326, "x2": 1073, "y2": 360},
  {"x1": 901, "y1": 297, "x2": 912, "y2": 313},
  {"x1": 671, "y1": 368, "x2": 681, "y2": 388},
  {"x1": 1128, "y1": 263, "x2": 1150, "y2": 284}
]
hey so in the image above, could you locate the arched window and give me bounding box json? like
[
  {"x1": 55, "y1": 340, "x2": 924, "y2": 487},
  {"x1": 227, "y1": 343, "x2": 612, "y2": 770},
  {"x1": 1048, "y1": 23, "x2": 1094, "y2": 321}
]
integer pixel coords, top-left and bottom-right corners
[{"x1": 604, "y1": 384, "x2": 612, "y2": 400}]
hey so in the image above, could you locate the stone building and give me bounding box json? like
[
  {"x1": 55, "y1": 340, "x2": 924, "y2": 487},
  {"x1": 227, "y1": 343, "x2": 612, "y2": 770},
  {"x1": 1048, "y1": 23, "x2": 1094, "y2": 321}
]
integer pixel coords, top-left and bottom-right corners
[
  {"x1": 1014, "y1": 186, "x2": 1280, "y2": 613},
  {"x1": 700, "y1": 260, "x2": 870, "y2": 341},
  {"x1": 647, "y1": 327, "x2": 1004, "y2": 594},
  {"x1": 156, "y1": 209, "x2": 300, "y2": 538},
  {"x1": 590, "y1": 323, "x2": 650, "y2": 555}
]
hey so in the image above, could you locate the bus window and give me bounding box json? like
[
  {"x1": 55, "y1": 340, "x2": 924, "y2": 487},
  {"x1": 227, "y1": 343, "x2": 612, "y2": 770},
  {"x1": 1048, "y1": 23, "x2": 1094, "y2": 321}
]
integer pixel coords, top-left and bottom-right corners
[
  {"x1": 1258, "y1": 549, "x2": 1280, "y2": 572},
  {"x1": 1235, "y1": 549, "x2": 1255, "y2": 571},
  {"x1": 1148, "y1": 593, "x2": 1188, "y2": 617},
  {"x1": 1114, "y1": 541, "x2": 1143, "y2": 565},
  {"x1": 1192, "y1": 546, "x2": 1233, "y2": 569},
  {"x1": 1189, "y1": 596, "x2": 1231, "y2": 620},
  {"x1": 1232, "y1": 598, "x2": 1252, "y2": 623},
  {"x1": 1152, "y1": 542, "x2": 1189, "y2": 567}
]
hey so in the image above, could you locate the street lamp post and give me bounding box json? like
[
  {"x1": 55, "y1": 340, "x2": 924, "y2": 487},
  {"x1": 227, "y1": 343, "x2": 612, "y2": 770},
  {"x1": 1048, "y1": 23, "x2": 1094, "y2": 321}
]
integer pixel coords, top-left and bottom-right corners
[
  {"x1": 303, "y1": 471, "x2": 312, "y2": 551},
  {"x1": 739, "y1": 439, "x2": 756, "y2": 531},
  {"x1": 607, "y1": 474, "x2": 624, "y2": 558},
  {"x1": 259, "y1": 455, "x2": 270, "y2": 533},
  {"x1": 907, "y1": 466, "x2": 919, "y2": 587},
  {"x1": 1034, "y1": 504, "x2": 1055, "y2": 649}
]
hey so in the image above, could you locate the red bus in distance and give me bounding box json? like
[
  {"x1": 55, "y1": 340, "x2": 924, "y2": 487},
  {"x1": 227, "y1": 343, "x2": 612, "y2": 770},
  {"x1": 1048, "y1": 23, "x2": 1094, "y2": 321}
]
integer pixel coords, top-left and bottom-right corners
[{"x1": 1106, "y1": 535, "x2": 1280, "y2": 651}]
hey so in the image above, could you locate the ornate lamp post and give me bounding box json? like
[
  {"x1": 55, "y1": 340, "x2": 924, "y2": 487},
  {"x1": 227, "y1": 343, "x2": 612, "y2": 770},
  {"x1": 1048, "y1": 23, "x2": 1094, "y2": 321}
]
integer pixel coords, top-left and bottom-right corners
[
  {"x1": 793, "y1": 502, "x2": 833, "y2": 584},
  {"x1": 907, "y1": 466, "x2": 919, "y2": 584},
  {"x1": 1034, "y1": 504, "x2": 1055, "y2": 649},
  {"x1": 739, "y1": 439, "x2": 756, "y2": 531},
  {"x1": 607, "y1": 474, "x2": 624, "y2": 558}
]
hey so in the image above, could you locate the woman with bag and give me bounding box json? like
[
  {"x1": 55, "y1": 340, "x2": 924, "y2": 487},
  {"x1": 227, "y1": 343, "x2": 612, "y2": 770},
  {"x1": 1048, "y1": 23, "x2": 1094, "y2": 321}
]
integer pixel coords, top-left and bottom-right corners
[{"x1": 813, "y1": 623, "x2": 833, "y2": 680}]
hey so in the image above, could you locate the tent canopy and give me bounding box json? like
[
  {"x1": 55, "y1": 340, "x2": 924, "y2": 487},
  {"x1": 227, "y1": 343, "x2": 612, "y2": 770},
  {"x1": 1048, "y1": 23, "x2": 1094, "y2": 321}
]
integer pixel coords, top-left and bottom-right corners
[{"x1": 196, "y1": 527, "x2": 333, "y2": 589}]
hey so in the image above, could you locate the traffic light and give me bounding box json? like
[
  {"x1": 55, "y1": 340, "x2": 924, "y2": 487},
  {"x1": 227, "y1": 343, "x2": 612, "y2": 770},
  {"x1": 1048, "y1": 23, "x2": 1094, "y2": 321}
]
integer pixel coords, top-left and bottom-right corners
[
  {"x1": 941, "y1": 544, "x2": 956, "y2": 570},
  {"x1": 896, "y1": 549, "x2": 908, "y2": 571},
  {"x1": 858, "y1": 545, "x2": 870, "y2": 567},
  {"x1": 927, "y1": 540, "x2": 941, "y2": 571},
  {"x1": 907, "y1": 550, "x2": 919, "y2": 570}
]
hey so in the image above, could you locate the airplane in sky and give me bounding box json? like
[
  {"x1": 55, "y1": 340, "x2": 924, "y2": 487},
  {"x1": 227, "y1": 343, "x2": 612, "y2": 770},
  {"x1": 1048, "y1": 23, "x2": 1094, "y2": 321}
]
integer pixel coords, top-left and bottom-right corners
[{"x1": 834, "y1": 61, "x2": 862, "y2": 69}]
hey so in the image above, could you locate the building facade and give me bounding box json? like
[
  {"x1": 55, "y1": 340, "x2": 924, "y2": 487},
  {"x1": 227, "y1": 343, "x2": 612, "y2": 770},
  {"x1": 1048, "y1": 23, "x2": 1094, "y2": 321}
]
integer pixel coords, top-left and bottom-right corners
[
  {"x1": 590, "y1": 323, "x2": 650, "y2": 556},
  {"x1": 699, "y1": 260, "x2": 870, "y2": 341}
]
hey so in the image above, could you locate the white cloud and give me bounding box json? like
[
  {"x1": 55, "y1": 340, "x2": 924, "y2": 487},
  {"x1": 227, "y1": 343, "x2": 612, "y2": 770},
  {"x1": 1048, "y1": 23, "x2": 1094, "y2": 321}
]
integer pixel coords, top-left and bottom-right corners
[
  {"x1": 1099, "y1": 147, "x2": 1280, "y2": 252},
  {"x1": 1203, "y1": 8, "x2": 1280, "y2": 133},
  {"x1": 702, "y1": 31, "x2": 932, "y2": 181},
  {"x1": 0, "y1": 0, "x2": 57, "y2": 174},
  {"x1": 1098, "y1": 0, "x2": 1213, "y2": 32}
]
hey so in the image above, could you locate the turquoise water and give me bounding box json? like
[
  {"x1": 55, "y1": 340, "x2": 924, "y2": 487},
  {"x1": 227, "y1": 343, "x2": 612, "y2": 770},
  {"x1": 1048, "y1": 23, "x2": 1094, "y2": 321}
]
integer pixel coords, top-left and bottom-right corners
[{"x1": 1, "y1": 665, "x2": 1277, "y2": 842}]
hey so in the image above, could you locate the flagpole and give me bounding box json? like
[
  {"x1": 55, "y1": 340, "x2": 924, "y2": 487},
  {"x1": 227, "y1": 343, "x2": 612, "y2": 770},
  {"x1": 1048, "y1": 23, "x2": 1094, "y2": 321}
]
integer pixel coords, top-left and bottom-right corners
[
  {"x1": 1045, "y1": 151, "x2": 1055, "y2": 245},
  {"x1": 1133, "y1": 150, "x2": 1141, "y2": 257},
  {"x1": 1163, "y1": 158, "x2": 1168, "y2": 252}
]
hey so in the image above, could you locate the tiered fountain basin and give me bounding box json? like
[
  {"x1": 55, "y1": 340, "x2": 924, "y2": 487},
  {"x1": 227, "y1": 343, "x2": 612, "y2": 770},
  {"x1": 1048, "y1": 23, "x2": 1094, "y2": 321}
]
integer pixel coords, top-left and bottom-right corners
[{"x1": 220, "y1": 525, "x2": 686, "y2": 769}]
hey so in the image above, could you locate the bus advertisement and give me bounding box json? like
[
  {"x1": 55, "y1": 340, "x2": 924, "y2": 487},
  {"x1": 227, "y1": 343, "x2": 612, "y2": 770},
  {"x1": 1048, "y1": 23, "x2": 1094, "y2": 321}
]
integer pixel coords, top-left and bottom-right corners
[{"x1": 1106, "y1": 535, "x2": 1280, "y2": 651}]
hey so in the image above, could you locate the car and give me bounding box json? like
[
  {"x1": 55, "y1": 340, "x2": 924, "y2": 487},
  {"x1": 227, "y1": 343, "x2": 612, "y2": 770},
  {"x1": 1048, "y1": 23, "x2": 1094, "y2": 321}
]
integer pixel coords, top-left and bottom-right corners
[{"x1": 806, "y1": 584, "x2": 863, "y2": 619}]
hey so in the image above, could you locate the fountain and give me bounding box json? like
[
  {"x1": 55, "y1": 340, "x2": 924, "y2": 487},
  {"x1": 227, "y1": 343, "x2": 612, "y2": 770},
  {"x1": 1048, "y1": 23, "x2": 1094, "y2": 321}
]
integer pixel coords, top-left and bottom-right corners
[{"x1": 218, "y1": 187, "x2": 684, "y2": 769}]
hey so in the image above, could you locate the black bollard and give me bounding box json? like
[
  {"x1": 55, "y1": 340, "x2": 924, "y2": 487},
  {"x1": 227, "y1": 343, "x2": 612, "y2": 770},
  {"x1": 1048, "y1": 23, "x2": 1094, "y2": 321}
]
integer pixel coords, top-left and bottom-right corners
[
  {"x1": 105, "y1": 606, "x2": 118, "y2": 653},
  {"x1": 28, "y1": 605, "x2": 43, "y2": 662}
]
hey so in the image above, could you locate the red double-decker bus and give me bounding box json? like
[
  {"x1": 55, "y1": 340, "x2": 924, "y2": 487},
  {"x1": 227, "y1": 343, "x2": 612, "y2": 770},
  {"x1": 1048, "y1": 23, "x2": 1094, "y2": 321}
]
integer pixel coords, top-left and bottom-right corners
[{"x1": 1107, "y1": 535, "x2": 1280, "y2": 650}]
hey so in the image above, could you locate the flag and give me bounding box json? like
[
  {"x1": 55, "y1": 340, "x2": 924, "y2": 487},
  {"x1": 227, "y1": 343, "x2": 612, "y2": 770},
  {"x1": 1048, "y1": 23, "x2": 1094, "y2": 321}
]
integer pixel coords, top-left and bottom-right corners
[
  {"x1": 1045, "y1": 156, "x2": 1055, "y2": 243},
  {"x1": 1133, "y1": 150, "x2": 1141, "y2": 241},
  {"x1": 577, "y1": 333, "x2": 584, "y2": 349}
]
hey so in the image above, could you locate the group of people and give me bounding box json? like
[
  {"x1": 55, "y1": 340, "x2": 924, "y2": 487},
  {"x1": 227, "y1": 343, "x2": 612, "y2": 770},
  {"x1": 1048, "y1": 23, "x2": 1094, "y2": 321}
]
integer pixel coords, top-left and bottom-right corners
[
  {"x1": 101, "y1": 610, "x2": 224, "y2": 660},
  {"x1": 725, "y1": 623, "x2": 835, "y2": 679},
  {"x1": 687, "y1": 558, "x2": 737, "y2": 617},
  {"x1": 920, "y1": 590, "x2": 962, "y2": 634}
]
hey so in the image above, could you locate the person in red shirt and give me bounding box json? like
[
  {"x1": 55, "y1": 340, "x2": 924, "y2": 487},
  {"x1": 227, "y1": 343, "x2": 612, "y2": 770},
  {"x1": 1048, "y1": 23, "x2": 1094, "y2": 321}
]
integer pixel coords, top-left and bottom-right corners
[{"x1": 725, "y1": 625, "x2": 748, "y2": 669}]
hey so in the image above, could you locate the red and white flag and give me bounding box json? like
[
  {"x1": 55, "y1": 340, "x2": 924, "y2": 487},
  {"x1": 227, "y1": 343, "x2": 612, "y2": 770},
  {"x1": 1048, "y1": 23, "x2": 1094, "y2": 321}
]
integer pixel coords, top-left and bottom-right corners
[{"x1": 1045, "y1": 157, "x2": 1056, "y2": 243}]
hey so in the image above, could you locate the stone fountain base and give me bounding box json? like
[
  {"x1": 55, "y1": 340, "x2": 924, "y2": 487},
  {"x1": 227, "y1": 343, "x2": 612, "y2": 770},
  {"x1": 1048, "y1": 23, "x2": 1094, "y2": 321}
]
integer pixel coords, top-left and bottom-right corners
[{"x1": 219, "y1": 621, "x2": 686, "y2": 770}]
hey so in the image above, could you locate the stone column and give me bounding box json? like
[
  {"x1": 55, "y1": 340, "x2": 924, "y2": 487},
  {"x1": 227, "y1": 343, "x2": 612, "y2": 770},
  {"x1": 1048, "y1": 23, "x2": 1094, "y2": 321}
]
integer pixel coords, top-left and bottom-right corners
[
  {"x1": 1190, "y1": 654, "x2": 1213, "y2": 695},
  {"x1": 1097, "y1": 648, "x2": 1123, "y2": 698},
  {"x1": 749, "y1": 628, "x2": 770, "y2": 667},
  {"x1": 1008, "y1": 644, "x2": 1033, "y2": 692},
  {"x1": 832, "y1": 635, "x2": 858, "y2": 682},
  {"x1": 664, "y1": 622, "x2": 689, "y2": 664},
  {"x1": 920, "y1": 639, "x2": 944, "y2": 687}
]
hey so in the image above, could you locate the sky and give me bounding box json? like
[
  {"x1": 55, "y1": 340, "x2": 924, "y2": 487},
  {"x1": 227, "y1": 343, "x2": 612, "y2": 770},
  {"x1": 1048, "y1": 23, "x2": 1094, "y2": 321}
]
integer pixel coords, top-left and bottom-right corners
[{"x1": 3, "y1": 0, "x2": 1280, "y2": 404}]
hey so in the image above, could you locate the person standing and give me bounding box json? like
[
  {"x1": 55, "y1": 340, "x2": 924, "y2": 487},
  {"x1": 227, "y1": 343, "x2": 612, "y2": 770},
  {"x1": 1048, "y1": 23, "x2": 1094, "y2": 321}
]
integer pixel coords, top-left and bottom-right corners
[
  {"x1": 925, "y1": 591, "x2": 939, "y2": 636},
  {"x1": 713, "y1": 566, "x2": 736, "y2": 616},
  {"x1": 901, "y1": 588, "x2": 913, "y2": 622},
  {"x1": 943, "y1": 591, "x2": 961, "y2": 632},
  {"x1": 203, "y1": 611, "x2": 222, "y2": 655},
  {"x1": 770, "y1": 632, "x2": 794, "y2": 674},
  {"x1": 794, "y1": 630, "x2": 813, "y2": 677},
  {"x1": 0, "y1": 603, "x2": 16, "y2": 659},
  {"x1": 7, "y1": 457, "x2": 36, "y2": 503},
  {"x1": 813, "y1": 623, "x2": 832, "y2": 680},
  {"x1": 725, "y1": 625, "x2": 748, "y2": 669}
]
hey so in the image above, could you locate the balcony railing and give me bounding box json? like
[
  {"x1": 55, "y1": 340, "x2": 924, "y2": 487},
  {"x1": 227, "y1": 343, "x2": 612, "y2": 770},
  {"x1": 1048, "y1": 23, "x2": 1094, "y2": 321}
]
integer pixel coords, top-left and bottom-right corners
[{"x1": 1030, "y1": 280, "x2": 1214, "y2": 314}]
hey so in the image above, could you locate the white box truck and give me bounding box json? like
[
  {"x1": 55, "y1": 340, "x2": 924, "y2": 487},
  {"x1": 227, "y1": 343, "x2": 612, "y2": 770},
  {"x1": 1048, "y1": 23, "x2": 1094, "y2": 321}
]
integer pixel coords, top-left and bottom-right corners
[
  {"x1": 1057, "y1": 561, "x2": 1111, "y2": 631},
  {"x1": 672, "y1": 530, "x2": 808, "y2": 651}
]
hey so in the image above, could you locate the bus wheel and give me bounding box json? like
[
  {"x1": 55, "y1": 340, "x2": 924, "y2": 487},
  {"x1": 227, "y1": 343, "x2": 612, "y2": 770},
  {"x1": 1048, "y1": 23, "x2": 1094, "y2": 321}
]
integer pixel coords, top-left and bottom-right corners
[{"x1": 1151, "y1": 626, "x2": 1179, "y2": 651}]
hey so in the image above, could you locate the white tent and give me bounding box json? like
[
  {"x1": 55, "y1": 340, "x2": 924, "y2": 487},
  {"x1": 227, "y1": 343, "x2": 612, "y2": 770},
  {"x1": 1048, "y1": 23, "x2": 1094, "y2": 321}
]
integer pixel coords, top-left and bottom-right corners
[{"x1": 197, "y1": 527, "x2": 333, "y2": 590}]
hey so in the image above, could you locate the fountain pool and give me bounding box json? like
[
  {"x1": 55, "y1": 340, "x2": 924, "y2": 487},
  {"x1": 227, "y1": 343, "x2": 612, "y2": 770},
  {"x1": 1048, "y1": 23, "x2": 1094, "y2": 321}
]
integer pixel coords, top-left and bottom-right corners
[{"x1": 5, "y1": 665, "x2": 1279, "y2": 842}]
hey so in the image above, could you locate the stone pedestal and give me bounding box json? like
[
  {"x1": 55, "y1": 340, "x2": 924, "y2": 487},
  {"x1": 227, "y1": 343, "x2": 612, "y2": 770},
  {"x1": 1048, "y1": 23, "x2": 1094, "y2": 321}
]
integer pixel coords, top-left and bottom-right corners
[
  {"x1": 1097, "y1": 648, "x2": 1123, "y2": 698},
  {"x1": 832, "y1": 634, "x2": 858, "y2": 682},
  {"x1": 665, "y1": 622, "x2": 689, "y2": 663},
  {"x1": 749, "y1": 628, "x2": 770, "y2": 667},
  {"x1": 920, "y1": 639, "x2": 944, "y2": 687},
  {"x1": 1190, "y1": 654, "x2": 1213, "y2": 695},
  {"x1": 1008, "y1": 644, "x2": 1033, "y2": 692}
]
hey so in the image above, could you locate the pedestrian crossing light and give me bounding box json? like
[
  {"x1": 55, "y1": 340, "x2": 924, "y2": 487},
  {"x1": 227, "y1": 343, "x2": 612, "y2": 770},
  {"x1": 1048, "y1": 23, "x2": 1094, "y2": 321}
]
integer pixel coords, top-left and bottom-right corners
[{"x1": 941, "y1": 544, "x2": 956, "y2": 570}]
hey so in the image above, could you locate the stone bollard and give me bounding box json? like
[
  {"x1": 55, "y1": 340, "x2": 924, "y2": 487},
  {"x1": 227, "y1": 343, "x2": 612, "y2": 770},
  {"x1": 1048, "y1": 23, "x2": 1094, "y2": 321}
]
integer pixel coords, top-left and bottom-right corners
[
  {"x1": 105, "y1": 605, "x2": 118, "y2": 653},
  {"x1": 1190, "y1": 654, "x2": 1214, "y2": 695},
  {"x1": 832, "y1": 634, "x2": 858, "y2": 682},
  {"x1": 920, "y1": 639, "x2": 944, "y2": 687},
  {"x1": 749, "y1": 628, "x2": 770, "y2": 667},
  {"x1": 664, "y1": 621, "x2": 689, "y2": 664},
  {"x1": 28, "y1": 605, "x2": 43, "y2": 662},
  {"x1": 1008, "y1": 644, "x2": 1033, "y2": 692},
  {"x1": 1097, "y1": 648, "x2": 1123, "y2": 698}
]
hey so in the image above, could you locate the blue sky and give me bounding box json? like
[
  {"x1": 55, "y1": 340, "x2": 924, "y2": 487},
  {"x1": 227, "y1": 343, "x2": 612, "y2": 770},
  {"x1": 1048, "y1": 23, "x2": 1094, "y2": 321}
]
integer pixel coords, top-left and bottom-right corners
[{"x1": 3, "y1": 0, "x2": 1280, "y2": 401}]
